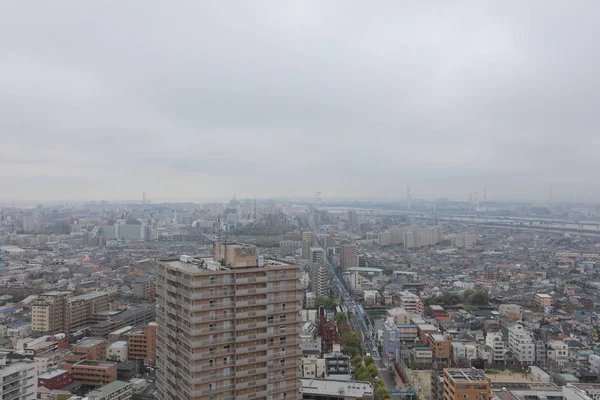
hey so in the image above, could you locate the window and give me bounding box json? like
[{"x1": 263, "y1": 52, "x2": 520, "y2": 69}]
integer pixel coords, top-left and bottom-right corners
[
  {"x1": 210, "y1": 287, "x2": 216, "y2": 295},
  {"x1": 268, "y1": 327, "x2": 274, "y2": 334},
  {"x1": 267, "y1": 282, "x2": 274, "y2": 290},
  {"x1": 223, "y1": 344, "x2": 230, "y2": 351},
  {"x1": 268, "y1": 304, "x2": 274, "y2": 313},
  {"x1": 280, "y1": 281, "x2": 286, "y2": 290},
  {"x1": 281, "y1": 304, "x2": 286, "y2": 312},
  {"x1": 209, "y1": 383, "x2": 215, "y2": 392},
  {"x1": 268, "y1": 316, "x2": 274, "y2": 323},
  {"x1": 209, "y1": 359, "x2": 214, "y2": 367},
  {"x1": 209, "y1": 299, "x2": 216, "y2": 308},
  {"x1": 209, "y1": 323, "x2": 216, "y2": 331},
  {"x1": 280, "y1": 325, "x2": 286, "y2": 333},
  {"x1": 279, "y1": 315, "x2": 286, "y2": 323},
  {"x1": 223, "y1": 321, "x2": 231, "y2": 329},
  {"x1": 224, "y1": 367, "x2": 231, "y2": 376},
  {"x1": 280, "y1": 336, "x2": 286, "y2": 345},
  {"x1": 209, "y1": 276, "x2": 216, "y2": 284}
]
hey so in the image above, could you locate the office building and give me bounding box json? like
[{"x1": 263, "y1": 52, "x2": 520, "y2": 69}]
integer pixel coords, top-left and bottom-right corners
[
  {"x1": 442, "y1": 368, "x2": 492, "y2": 400},
  {"x1": 155, "y1": 243, "x2": 302, "y2": 400},
  {"x1": 340, "y1": 244, "x2": 358, "y2": 272},
  {"x1": 127, "y1": 322, "x2": 156, "y2": 367},
  {"x1": 0, "y1": 351, "x2": 37, "y2": 400}
]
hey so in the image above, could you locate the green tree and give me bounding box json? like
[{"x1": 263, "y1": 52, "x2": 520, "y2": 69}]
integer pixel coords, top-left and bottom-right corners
[
  {"x1": 374, "y1": 386, "x2": 391, "y2": 400},
  {"x1": 355, "y1": 365, "x2": 370, "y2": 381},
  {"x1": 351, "y1": 355, "x2": 363, "y2": 368},
  {"x1": 367, "y1": 363, "x2": 379, "y2": 378},
  {"x1": 335, "y1": 311, "x2": 348, "y2": 325},
  {"x1": 470, "y1": 290, "x2": 489, "y2": 305},
  {"x1": 364, "y1": 355, "x2": 375, "y2": 366},
  {"x1": 341, "y1": 332, "x2": 361, "y2": 348},
  {"x1": 345, "y1": 346, "x2": 361, "y2": 358}
]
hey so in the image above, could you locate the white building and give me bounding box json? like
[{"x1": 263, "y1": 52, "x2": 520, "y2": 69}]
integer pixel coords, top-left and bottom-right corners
[
  {"x1": 486, "y1": 332, "x2": 506, "y2": 363},
  {"x1": 546, "y1": 340, "x2": 568, "y2": 366},
  {"x1": 0, "y1": 351, "x2": 37, "y2": 400},
  {"x1": 498, "y1": 304, "x2": 524, "y2": 321},
  {"x1": 589, "y1": 354, "x2": 600, "y2": 374},
  {"x1": 107, "y1": 341, "x2": 128, "y2": 362},
  {"x1": 508, "y1": 324, "x2": 536, "y2": 364},
  {"x1": 82, "y1": 380, "x2": 132, "y2": 400}
]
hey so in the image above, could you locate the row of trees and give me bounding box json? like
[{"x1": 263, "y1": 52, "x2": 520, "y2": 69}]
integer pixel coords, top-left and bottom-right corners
[
  {"x1": 425, "y1": 290, "x2": 489, "y2": 306},
  {"x1": 350, "y1": 355, "x2": 391, "y2": 399}
]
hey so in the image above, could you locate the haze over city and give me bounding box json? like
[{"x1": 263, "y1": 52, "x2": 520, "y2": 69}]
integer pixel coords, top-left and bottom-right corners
[{"x1": 2, "y1": 1, "x2": 600, "y2": 202}]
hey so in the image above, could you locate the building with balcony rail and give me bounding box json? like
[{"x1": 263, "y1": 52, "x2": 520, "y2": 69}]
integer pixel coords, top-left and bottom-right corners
[{"x1": 155, "y1": 243, "x2": 302, "y2": 400}]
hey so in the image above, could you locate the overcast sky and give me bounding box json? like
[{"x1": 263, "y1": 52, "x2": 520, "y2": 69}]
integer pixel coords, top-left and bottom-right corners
[{"x1": 2, "y1": 2, "x2": 599, "y2": 203}]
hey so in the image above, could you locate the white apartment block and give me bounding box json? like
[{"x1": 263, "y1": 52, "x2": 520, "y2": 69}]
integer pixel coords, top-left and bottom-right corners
[
  {"x1": 485, "y1": 332, "x2": 506, "y2": 363},
  {"x1": 508, "y1": 324, "x2": 536, "y2": 364},
  {"x1": 0, "y1": 352, "x2": 37, "y2": 400},
  {"x1": 546, "y1": 340, "x2": 569, "y2": 366}
]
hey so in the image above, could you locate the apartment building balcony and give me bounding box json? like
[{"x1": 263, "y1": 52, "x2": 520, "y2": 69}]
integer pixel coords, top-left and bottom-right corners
[
  {"x1": 236, "y1": 276, "x2": 268, "y2": 285},
  {"x1": 235, "y1": 287, "x2": 268, "y2": 296},
  {"x1": 269, "y1": 382, "x2": 301, "y2": 393},
  {"x1": 236, "y1": 299, "x2": 268, "y2": 307},
  {"x1": 195, "y1": 325, "x2": 235, "y2": 335},
  {"x1": 197, "y1": 384, "x2": 234, "y2": 396},
  {"x1": 235, "y1": 355, "x2": 269, "y2": 366},
  {"x1": 236, "y1": 390, "x2": 269, "y2": 400},
  {"x1": 236, "y1": 310, "x2": 268, "y2": 319},
  {"x1": 198, "y1": 360, "x2": 235, "y2": 371},
  {"x1": 235, "y1": 366, "x2": 268, "y2": 378},
  {"x1": 236, "y1": 321, "x2": 268, "y2": 330},
  {"x1": 235, "y1": 379, "x2": 268, "y2": 391},
  {"x1": 235, "y1": 344, "x2": 269, "y2": 355},
  {"x1": 235, "y1": 332, "x2": 269, "y2": 343}
]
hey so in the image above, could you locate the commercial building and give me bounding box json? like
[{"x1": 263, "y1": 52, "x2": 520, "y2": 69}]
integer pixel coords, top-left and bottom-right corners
[
  {"x1": 126, "y1": 322, "x2": 156, "y2": 367},
  {"x1": 340, "y1": 244, "x2": 358, "y2": 272},
  {"x1": 155, "y1": 243, "x2": 302, "y2": 400},
  {"x1": 442, "y1": 368, "x2": 492, "y2": 400},
  {"x1": 85, "y1": 380, "x2": 132, "y2": 400},
  {"x1": 310, "y1": 248, "x2": 325, "y2": 264}
]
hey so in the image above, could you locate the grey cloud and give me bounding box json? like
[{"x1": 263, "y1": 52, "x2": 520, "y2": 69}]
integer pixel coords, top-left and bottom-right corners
[{"x1": 1, "y1": 1, "x2": 600, "y2": 202}]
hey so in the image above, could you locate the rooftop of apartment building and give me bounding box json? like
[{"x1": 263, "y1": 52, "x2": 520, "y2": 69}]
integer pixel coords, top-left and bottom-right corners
[
  {"x1": 68, "y1": 292, "x2": 108, "y2": 302},
  {"x1": 300, "y1": 378, "x2": 373, "y2": 398},
  {"x1": 73, "y1": 338, "x2": 106, "y2": 348},
  {"x1": 445, "y1": 368, "x2": 488, "y2": 382},
  {"x1": 76, "y1": 360, "x2": 115, "y2": 367}
]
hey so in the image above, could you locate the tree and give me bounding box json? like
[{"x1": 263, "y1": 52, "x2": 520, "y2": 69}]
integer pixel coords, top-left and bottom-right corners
[
  {"x1": 470, "y1": 290, "x2": 489, "y2": 305},
  {"x1": 351, "y1": 355, "x2": 363, "y2": 368},
  {"x1": 367, "y1": 363, "x2": 379, "y2": 378},
  {"x1": 335, "y1": 311, "x2": 348, "y2": 325},
  {"x1": 355, "y1": 365, "x2": 370, "y2": 381},
  {"x1": 341, "y1": 332, "x2": 361, "y2": 349},
  {"x1": 364, "y1": 355, "x2": 375, "y2": 366},
  {"x1": 374, "y1": 386, "x2": 391, "y2": 400}
]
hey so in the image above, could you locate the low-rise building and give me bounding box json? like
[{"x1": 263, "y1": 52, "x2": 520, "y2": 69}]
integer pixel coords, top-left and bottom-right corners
[
  {"x1": 37, "y1": 369, "x2": 73, "y2": 390},
  {"x1": 442, "y1": 368, "x2": 492, "y2": 400},
  {"x1": 107, "y1": 341, "x2": 128, "y2": 362},
  {"x1": 58, "y1": 360, "x2": 117, "y2": 387},
  {"x1": 300, "y1": 378, "x2": 373, "y2": 400},
  {"x1": 85, "y1": 380, "x2": 132, "y2": 400}
]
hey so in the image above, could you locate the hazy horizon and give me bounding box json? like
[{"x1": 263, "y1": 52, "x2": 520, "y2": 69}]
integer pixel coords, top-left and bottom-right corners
[{"x1": 3, "y1": 2, "x2": 600, "y2": 202}]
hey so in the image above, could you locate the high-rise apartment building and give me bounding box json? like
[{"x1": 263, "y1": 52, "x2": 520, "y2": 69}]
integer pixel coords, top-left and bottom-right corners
[
  {"x1": 32, "y1": 291, "x2": 109, "y2": 335},
  {"x1": 156, "y1": 243, "x2": 302, "y2": 400},
  {"x1": 441, "y1": 369, "x2": 492, "y2": 400},
  {"x1": 347, "y1": 210, "x2": 357, "y2": 228},
  {"x1": 339, "y1": 244, "x2": 358, "y2": 272},
  {"x1": 0, "y1": 351, "x2": 37, "y2": 400},
  {"x1": 301, "y1": 231, "x2": 317, "y2": 259},
  {"x1": 310, "y1": 264, "x2": 328, "y2": 297},
  {"x1": 309, "y1": 247, "x2": 325, "y2": 264},
  {"x1": 32, "y1": 292, "x2": 70, "y2": 334}
]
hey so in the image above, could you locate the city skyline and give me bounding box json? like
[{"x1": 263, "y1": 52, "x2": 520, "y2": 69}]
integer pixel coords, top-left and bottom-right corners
[{"x1": 3, "y1": 2, "x2": 600, "y2": 202}]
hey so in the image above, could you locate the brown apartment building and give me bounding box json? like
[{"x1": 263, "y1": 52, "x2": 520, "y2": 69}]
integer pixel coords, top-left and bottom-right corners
[
  {"x1": 127, "y1": 322, "x2": 157, "y2": 366},
  {"x1": 156, "y1": 242, "x2": 303, "y2": 400},
  {"x1": 58, "y1": 360, "x2": 117, "y2": 387},
  {"x1": 442, "y1": 368, "x2": 492, "y2": 400}
]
